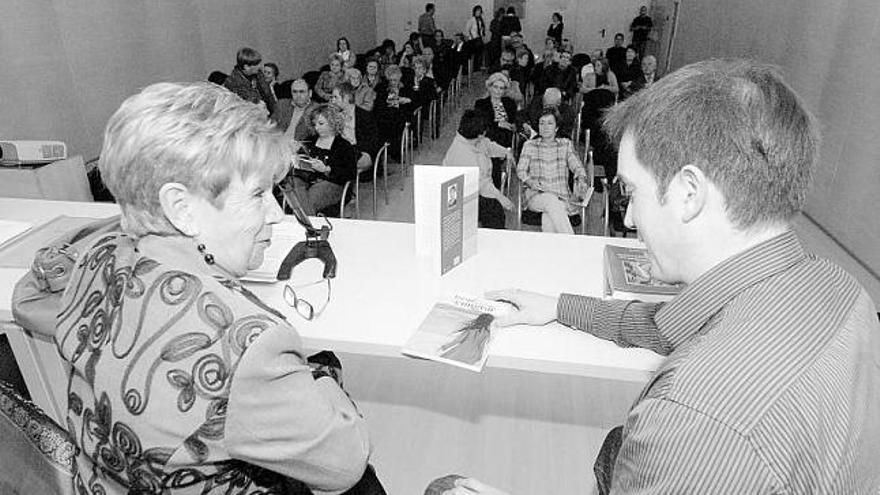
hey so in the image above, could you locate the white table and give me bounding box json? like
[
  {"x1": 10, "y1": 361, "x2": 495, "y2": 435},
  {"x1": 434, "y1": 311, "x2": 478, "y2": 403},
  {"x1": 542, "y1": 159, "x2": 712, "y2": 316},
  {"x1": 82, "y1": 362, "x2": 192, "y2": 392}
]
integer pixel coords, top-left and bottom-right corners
[{"x1": 0, "y1": 198, "x2": 663, "y2": 378}]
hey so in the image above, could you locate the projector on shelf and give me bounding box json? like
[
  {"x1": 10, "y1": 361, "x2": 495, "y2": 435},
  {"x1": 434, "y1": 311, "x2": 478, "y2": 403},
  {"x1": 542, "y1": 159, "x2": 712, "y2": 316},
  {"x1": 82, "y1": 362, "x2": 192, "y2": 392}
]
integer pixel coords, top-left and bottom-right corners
[{"x1": 0, "y1": 140, "x2": 68, "y2": 166}]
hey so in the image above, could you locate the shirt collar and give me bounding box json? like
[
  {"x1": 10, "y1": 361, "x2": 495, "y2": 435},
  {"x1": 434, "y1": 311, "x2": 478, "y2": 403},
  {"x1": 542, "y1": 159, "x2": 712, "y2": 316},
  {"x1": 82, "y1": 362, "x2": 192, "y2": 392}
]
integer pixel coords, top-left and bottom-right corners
[{"x1": 654, "y1": 230, "x2": 806, "y2": 348}]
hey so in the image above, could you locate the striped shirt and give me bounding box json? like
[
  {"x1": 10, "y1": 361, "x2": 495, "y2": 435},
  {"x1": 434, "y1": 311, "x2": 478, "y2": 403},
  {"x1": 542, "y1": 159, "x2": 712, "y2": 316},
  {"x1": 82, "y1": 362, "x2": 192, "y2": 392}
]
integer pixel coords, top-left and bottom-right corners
[
  {"x1": 558, "y1": 231, "x2": 880, "y2": 493},
  {"x1": 516, "y1": 137, "x2": 584, "y2": 206}
]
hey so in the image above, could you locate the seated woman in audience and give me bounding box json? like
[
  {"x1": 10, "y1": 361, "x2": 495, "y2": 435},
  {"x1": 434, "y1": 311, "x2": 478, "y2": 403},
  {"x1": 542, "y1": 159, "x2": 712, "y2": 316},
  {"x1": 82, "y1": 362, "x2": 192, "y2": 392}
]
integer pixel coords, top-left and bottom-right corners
[
  {"x1": 364, "y1": 57, "x2": 384, "y2": 90},
  {"x1": 411, "y1": 55, "x2": 438, "y2": 110},
  {"x1": 377, "y1": 39, "x2": 397, "y2": 71},
  {"x1": 345, "y1": 68, "x2": 376, "y2": 112},
  {"x1": 290, "y1": 104, "x2": 359, "y2": 215},
  {"x1": 331, "y1": 82, "x2": 380, "y2": 180},
  {"x1": 398, "y1": 41, "x2": 416, "y2": 70},
  {"x1": 474, "y1": 71, "x2": 518, "y2": 187},
  {"x1": 337, "y1": 36, "x2": 353, "y2": 64},
  {"x1": 262, "y1": 62, "x2": 281, "y2": 100},
  {"x1": 514, "y1": 48, "x2": 533, "y2": 90},
  {"x1": 517, "y1": 108, "x2": 589, "y2": 234},
  {"x1": 315, "y1": 54, "x2": 345, "y2": 102},
  {"x1": 58, "y1": 81, "x2": 380, "y2": 494},
  {"x1": 373, "y1": 64, "x2": 414, "y2": 160},
  {"x1": 586, "y1": 57, "x2": 619, "y2": 99},
  {"x1": 616, "y1": 46, "x2": 642, "y2": 94}
]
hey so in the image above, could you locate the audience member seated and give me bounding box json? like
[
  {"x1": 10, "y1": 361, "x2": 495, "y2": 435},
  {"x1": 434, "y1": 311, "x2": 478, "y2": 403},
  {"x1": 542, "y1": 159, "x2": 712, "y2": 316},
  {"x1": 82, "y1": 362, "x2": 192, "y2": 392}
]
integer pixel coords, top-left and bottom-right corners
[
  {"x1": 490, "y1": 48, "x2": 521, "y2": 85},
  {"x1": 530, "y1": 47, "x2": 558, "y2": 97},
  {"x1": 588, "y1": 57, "x2": 619, "y2": 99},
  {"x1": 290, "y1": 104, "x2": 358, "y2": 216},
  {"x1": 541, "y1": 50, "x2": 578, "y2": 101},
  {"x1": 398, "y1": 41, "x2": 416, "y2": 70},
  {"x1": 517, "y1": 109, "x2": 589, "y2": 234},
  {"x1": 315, "y1": 54, "x2": 346, "y2": 103},
  {"x1": 412, "y1": 55, "x2": 438, "y2": 110},
  {"x1": 364, "y1": 57, "x2": 384, "y2": 90},
  {"x1": 374, "y1": 64, "x2": 415, "y2": 160},
  {"x1": 622, "y1": 54, "x2": 657, "y2": 99},
  {"x1": 464, "y1": 5, "x2": 487, "y2": 69},
  {"x1": 428, "y1": 38, "x2": 452, "y2": 90},
  {"x1": 337, "y1": 36, "x2": 353, "y2": 64},
  {"x1": 331, "y1": 82, "x2": 380, "y2": 179},
  {"x1": 409, "y1": 32, "x2": 425, "y2": 55},
  {"x1": 474, "y1": 72, "x2": 518, "y2": 187},
  {"x1": 60, "y1": 81, "x2": 379, "y2": 493},
  {"x1": 443, "y1": 111, "x2": 515, "y2": 229},
  {"x1": 377, "y1": 39, "x2": 398, "y2": 71},
  {"x1": 279, "y1": 78, "x2": 320, "y2": 143},
  {"x1": 524, "y1": 88, "x2": 575, "y2": 140},
  {"x1": 224, "y1": 47, "x2": 277, "y2": 118},
  {"x1": 509, "y1": 33, "x2": 534, "y2": 63},
  {"x1": 606, "y1": 32, "x2": 627, "y2": 75},
  {"x1": 450, "y1": 33, "x2": 469, "y2": 76},
  {"x1": 262, "y1": 62, "x2": 281, "y2": 101},
  {"x1": 514, "y1": 48, "x2": 534, "y2": 89},
  {"x1": 345, "y1": 68, "x2": 376, "y2": 112},
  {"x1": 616, "y1": 46, "x2": 642, "y2": 95}
]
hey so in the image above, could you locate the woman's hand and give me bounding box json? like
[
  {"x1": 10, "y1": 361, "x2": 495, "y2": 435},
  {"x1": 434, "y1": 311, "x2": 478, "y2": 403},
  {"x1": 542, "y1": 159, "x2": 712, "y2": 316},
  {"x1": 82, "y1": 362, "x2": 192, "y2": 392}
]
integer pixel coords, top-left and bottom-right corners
[
  {"x1": 311, "y1": 159, "x2": 330, "y2": 174},
  {"x1": 399, "y1": 96, "x2": 413, "y2": 105},
  {"x1": 484, "y1": 288, "x2": 558, "y2": 327},
  {"x1": 497, "y1": 121, "x2": 514, "y2": 131},
  {"x1": 498, "y1": 195, "x2": 514, "y2": 211}
]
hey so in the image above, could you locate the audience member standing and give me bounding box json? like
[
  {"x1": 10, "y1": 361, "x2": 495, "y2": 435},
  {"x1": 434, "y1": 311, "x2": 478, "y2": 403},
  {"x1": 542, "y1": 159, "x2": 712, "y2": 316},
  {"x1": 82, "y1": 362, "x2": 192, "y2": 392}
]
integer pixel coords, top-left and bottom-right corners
[
  {"x1": 336, "y1": 37, "x2": 353, "y2": 64},
  {"x1": 488, "y1": 8, "x2": 505, "y2": 66},
  {"x1": 465, "y1": 5, "x2": 487, "y2": 70},
  {"x1": 224, "y1": 47, "x2": 277, "y2": 118},
  {"x1": 606, "y1": 33, "x2": 628, "y2": 75},
  {"x1": 630, "y1": 5, "x2": 653, "y2": 57},
  {"x1": 499, "y1": 6, "x2": 522, "y2": 37},
  {"x1": 546, "y1": 13, "x2": 564, "y2": 47},
  {"x1": 443, "y1": 110, "x2": 514, "y2": 229},
  {"x1": 418, "y1": 3, "x2": 437, "y2": 50}
]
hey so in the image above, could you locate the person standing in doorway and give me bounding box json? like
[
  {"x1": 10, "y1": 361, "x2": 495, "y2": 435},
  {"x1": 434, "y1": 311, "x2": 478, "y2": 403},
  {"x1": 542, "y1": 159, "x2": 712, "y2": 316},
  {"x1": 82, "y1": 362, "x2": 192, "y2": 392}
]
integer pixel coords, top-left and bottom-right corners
[
  {"x1": 630, "y1": 5, "x2": 653, "y2": 57},
  {"x1": 419, "y1": 3, "x2": 437, "y2": 50}
]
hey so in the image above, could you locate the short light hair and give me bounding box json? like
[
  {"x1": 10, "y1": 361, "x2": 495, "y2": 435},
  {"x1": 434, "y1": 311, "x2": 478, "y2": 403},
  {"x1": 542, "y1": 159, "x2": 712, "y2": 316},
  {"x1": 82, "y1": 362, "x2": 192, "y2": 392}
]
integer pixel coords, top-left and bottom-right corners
[
  {"x1": 384, "y1": 64, "x2": 403, "y2": 80},
  {"x1": 235, "y1": 47, "x2": 261, "y2": 68},
  {"x1": 345, "y1": 68, "x2": 362, "y2": 80},
  {"x1": 485, "y1": 71, "x2": 510, "y2": 90},
  {"x1": 329, "y1": 53, "x2": 344, "y2": 66},
  {"x1": 604, "y1": 59, "x2": 818, "y2": 228},
  {"x1": 413, "y1": 55, "x2": 431, "y2": 71},
  {"x1": 308, "y1": 103, "x2": 346, "y2": 136},
  {"x1": 99, "y1": 82, "x2": 291, "y2": 236}
]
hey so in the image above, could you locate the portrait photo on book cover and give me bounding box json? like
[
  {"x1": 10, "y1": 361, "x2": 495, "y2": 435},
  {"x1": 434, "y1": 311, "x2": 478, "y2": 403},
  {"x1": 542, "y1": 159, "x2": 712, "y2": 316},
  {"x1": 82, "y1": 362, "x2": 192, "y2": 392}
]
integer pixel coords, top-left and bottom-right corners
[{"x1": 446, "y1": 183, "x2": 459, "y2": 209}]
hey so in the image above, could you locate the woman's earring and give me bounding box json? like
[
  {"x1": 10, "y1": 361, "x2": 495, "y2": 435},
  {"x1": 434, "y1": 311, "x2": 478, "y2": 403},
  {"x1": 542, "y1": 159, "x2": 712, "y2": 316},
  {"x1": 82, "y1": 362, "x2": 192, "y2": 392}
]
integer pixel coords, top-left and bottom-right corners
[{"x1": 197, "y1": 243, "x2": 215, "y2": 265}]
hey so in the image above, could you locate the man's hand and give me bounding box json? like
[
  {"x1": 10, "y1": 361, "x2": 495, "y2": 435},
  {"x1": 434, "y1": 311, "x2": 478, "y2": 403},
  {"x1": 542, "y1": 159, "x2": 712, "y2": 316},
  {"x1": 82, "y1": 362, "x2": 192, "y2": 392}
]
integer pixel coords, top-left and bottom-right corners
[
  {"x1": 444, "y1": 477, "x2": 511, "y2": 495},
  {"x1": 498, "y1": 195, "x2": 514, "y2": 211},
  {"x1": 485, "y1": 288, "x2": 558, "y2": 327}
]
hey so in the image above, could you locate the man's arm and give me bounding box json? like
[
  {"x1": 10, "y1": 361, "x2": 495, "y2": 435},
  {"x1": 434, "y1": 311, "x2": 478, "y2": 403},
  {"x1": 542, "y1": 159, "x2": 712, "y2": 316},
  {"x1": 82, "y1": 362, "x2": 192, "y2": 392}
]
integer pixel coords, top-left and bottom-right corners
[
  {"x1": 488, "y1": 290, "x2": 672, "y2": 356},
  {"x1": 611, "y1": 398, "x2": 779, "y2": 494}
]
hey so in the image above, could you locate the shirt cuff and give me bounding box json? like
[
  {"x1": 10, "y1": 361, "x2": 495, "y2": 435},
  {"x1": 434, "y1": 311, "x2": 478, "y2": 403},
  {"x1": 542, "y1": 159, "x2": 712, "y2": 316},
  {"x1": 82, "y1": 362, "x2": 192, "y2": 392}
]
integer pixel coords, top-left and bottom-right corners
[{"x1": 557, "y1": 293, "x2": 598, "y2": 332}]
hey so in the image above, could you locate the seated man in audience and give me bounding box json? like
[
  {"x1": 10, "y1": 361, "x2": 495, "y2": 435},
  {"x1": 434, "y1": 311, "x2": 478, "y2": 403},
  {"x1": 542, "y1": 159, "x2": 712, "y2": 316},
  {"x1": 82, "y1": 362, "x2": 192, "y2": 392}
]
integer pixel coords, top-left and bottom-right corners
[
  {"x1": 278, "y1": 78, "x2": 319, "y2": 143},
  {"x1": 523, "y1": 87, "x2": 575, "y2": 140},
  {"x1": 224, "y1": 46, "x2": 277, "y2": 118},
  {"x1": 442, "y1": 110, "x2": 514, "y2": 229},
  {"x1": 622, "y1": 54, "x2": 657, "y2": 99},
  {"x1": 330, "y1": 82, "x2": 380, "y2": 180},
  {"x1": 540, "y1": 50, "x2": 578, "y2": 101},
  {"x1": 450, "y1": 33, "x2": 469, "y2": 76},
  {"x1": 530, "y1": 47, "x2": 558, "y2": 98},
  {"x1": 444, "y1": 59, "x2": 880, "y2": 494}
]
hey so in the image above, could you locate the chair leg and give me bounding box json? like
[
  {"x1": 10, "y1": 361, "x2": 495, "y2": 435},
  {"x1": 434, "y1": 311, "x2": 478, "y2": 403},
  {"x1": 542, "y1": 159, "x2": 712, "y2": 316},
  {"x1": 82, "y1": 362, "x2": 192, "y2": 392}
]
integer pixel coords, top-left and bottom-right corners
[{"x1": 354, "y1": 176, "x2": 360, "y2": 219}]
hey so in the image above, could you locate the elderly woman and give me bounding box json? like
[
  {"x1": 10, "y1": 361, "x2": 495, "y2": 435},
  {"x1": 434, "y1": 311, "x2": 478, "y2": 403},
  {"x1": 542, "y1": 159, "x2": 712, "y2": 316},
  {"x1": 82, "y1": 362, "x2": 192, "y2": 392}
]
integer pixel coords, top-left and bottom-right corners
[
  {"x1": 517, "y1": 108, "x2": 588, "y2": 234},
  {"x1": 374, "y1": 64, "x2": 414, "y2": 160},
  {"x1": 474, "y1": 71, "x2": 518, "y2": 187},
  {"x1": 291, "y1": 104, "x2": 359, "y2": 216},
  {"x1": 364, "y1": 58, "x2": 383, "y2": 90},
  {"x1": 56, "y1": 82, "x2": 380, "y2": 494},
  {"x1": 345, "y1": 67, "x2": 376, "y2": 112},
  {"x1": 315, "y1": 53, "x2": 345, "y2": 102}
]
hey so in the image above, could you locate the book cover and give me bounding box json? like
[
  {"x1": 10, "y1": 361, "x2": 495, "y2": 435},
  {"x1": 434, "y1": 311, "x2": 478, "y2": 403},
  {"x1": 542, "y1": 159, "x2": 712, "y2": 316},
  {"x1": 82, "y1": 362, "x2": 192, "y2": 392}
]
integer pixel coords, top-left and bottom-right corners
[
  {"x1": 414, "y1": 165, "x2": 479, "y2": 275},
  {"x1": 604, "y1": 244, "x2": 682, "y2": 303},
  {"x1": 401, "y1": 294, "x2": 513, "y2": 372}
]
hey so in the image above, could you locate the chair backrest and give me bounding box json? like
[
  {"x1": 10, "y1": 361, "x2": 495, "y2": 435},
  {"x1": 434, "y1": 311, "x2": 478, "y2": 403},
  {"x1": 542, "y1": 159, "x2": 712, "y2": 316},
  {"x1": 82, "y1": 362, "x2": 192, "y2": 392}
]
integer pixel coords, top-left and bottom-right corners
[
  {"x1": 276, "y1": 79, "x2": 294, "y2": 100},
  {"x1": 207, "y1": 70, "x2": 228, "y2": 86}
]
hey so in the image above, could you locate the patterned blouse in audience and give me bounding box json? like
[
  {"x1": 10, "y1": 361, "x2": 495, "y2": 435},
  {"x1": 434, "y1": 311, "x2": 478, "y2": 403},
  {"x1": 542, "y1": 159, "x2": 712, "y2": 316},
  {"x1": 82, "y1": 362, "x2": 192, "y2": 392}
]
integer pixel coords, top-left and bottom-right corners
[
  {"x1": 364, "y1": 59, "x2": 383, "y2": 90},
  {"x1": 315, "y1": 54, "x2": 346, "y2": 102}
]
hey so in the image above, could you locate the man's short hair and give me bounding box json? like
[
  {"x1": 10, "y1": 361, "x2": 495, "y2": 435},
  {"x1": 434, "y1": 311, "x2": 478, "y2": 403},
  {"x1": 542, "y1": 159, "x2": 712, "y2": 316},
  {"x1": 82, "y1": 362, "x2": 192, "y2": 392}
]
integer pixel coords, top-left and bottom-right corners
[
  {"x1": 615, "y1": 32, "x2": 625, "y2": 40},
  {"x1": 426, "y1": 3, "x2": 435, "y2": 12},
  {"x1": 604, "y1": 59, "x2": 818, "y2": 228},
  {"x1": 458, "y1": 109, "x2": 487, "y2": 139},
  {"x1": 542, "y1": 88, "x2": 562, "y2": 107},
  {"x1": 506, "y1": 6, "x2": 516, "y2": 15},
  {"x1": 100, "y1": 82, "x2": 290, "y2": 236},
  {"x1": 235, "y1": 47, "x2": 262, "y2": 69}
]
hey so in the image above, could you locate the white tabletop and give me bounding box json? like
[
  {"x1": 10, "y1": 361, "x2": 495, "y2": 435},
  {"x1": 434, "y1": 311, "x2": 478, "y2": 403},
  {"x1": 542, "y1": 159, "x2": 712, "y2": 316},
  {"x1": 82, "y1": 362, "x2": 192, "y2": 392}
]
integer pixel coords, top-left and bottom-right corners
[{"x1": 0, "y1": 198, "x2": 663, "y2": 381}]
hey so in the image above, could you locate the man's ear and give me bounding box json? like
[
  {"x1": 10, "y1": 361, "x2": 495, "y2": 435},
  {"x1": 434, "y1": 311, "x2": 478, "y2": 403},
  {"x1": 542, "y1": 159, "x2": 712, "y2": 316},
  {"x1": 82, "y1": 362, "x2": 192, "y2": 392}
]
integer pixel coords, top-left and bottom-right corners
[
  {"x1": 676, "y1": 164, "x2": 708, "y2": 223},
  {"x1": 158, "y1": 183, "x2": 199, "y2": 237}
]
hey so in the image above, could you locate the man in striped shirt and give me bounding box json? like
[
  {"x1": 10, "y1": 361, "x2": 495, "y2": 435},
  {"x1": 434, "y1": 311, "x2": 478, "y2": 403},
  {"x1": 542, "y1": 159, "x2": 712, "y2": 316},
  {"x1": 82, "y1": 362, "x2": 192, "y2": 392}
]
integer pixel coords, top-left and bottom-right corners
[{"x1": 452, "y1": 60, "x2": 880, "y2": 494}]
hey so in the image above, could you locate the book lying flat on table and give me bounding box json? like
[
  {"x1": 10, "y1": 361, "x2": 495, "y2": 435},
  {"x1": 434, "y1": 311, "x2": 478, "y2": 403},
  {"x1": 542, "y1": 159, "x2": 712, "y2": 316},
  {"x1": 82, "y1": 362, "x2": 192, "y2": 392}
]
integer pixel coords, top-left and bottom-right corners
[
  {"x1": 401, "y1": 294, "x2": 514, "y2": 372},
  {"x1": 604, "y1": 245, "x2": 682, "y2": 303}
]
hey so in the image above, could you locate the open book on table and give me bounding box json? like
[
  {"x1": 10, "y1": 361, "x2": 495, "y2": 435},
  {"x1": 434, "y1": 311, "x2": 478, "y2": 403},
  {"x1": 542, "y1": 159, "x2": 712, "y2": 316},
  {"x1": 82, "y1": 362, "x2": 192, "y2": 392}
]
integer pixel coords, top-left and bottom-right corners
[{"x1": 401, "y1": 294, "x2": 514, "y2": 372}]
